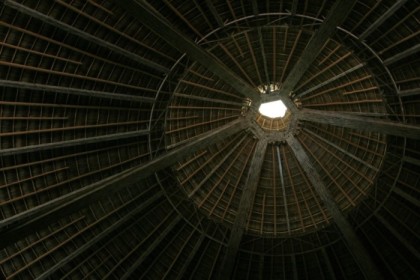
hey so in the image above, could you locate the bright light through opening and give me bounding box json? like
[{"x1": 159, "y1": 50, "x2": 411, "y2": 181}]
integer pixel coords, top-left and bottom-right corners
[{"x1": 259, "y1": 100, "x2": 287, "y2": 118}]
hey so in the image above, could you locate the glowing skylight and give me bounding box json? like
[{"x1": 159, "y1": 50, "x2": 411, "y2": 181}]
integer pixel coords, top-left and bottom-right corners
[{"x1": 258, "y1": 100, "x2": 287, "y2": 118}]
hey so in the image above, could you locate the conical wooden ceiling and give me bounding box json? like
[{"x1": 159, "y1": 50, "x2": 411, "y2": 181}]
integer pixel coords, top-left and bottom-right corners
[{"x1": 0, "y1": 0, "x2": 419, "y2": 279}]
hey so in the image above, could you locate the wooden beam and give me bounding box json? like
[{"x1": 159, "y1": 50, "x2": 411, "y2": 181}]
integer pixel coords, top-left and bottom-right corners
[
  {"x1": 399, "y1": 88, "x2": 420, "y2": 97},
  {"x1": 286, "y1": 136, "x2": 382, "y2": 279},
  {"x1": 175, "y1": 234, "x2": 206, "y2": 280},
  {"x1": 295, "y1": 63, "x2": 366, "y2": 98},
  {"x1": 0, "y1": 130, "x2": 150, "y2": 156},
  {"x1": 257, "y1": 27, "x2": 270, "y2": 85},
  {"x1": 35, "y1": 191, "x2": 164, "y2": 280},
  {"x1": 265, "y1": 0, "x2": 356, "y2": 103},
  {"x1": 251, "y1": 0, "x2": 258, "y2": 15},
  {"x1": 219, "y1": 139, "x2": 268, "y2": 279},
  {"x1": 393, "y1": 188, "x2": 420, "y2": 207},
  {"x1": 322, "y1": 248, "x2": 337, "y2": 280},
  {"x1": 276, "y1": 146, "x2": 291, "y2": 233},
  {"x1": 173, "y1": 93, "x2": 243, "y2": 106},
  {"x1": 0, "y1": 80, "x2": 156, "y2": 103},
  {"x1": 291, "y1": 0, "x2": 298, "y2": 15},
  {"x1": 117, "y1": 0, "x2": 260, "y2": 101},
  {"x1": 299, "y1": 109, "x2": 420, "y2": 139},
  {"x1": 359, "y1": 0, "x2": 408, "y2": 40},
  {"x1": 383, "y1": 44, "x2": 420, "y2": 65},
  {"x1": 188, "y1": 134, "x2": 248, "y2": 197},
  {"x1": 0, "y1": 118, "x2": 247, "y2": 248},
  {"x1": 291, "y1": 254, "x2": 298, "y2": 280},
  {"x1": 375, "y1": 214, "x2": 420, "y2": 259},
  {"x1": 120, "y1": 215, "x2": 182, "y2": 279},
  {"x1": 4, "y1": 0, "x2": 169, "y2": 73},
  {"x1": 403, "y1": 155, "x2": 420, "y2": 166},
  {"x1": 302, "y1": 128, "x2": 379, "y2": 171},
  {"x1": 205, "y1": 0, "x2": 224, "y2": 27}
]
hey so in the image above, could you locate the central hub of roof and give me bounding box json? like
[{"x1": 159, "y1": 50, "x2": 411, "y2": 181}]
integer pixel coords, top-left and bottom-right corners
[
  {"x1": 255, "y1": 84, "x2": 292, "y2": 131},
  {"x1": 258, "y1": 100, "x2": 288, "y2": 118}
]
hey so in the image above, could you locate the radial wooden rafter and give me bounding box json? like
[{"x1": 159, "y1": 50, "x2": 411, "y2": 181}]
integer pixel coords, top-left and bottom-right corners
[
  {"x1": 262, "y1": 0, "x2": 358, "y2": 103},
  {"x1": 286, "y1": 135, "x2": 382, "y2": 279},
  {"x1": 0, "y1": 1, "x2": 418, "y2": 278},
  {"x1": 0, "y1": 118, "x2": 247, "y2": 247},
  {"x1": 117, "y1": 0, "x2": 261, "y2": 101}
]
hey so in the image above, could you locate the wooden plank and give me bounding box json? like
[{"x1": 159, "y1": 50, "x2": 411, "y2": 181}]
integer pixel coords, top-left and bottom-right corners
[
  {"x1": 0, "y1": 130, "x2": 150, "y2": 156},
  {"x1": 0, "y1": 80, "x2": 155, "y2": 103},
  {"x1": 219, "y1": 139, "x2": 268, "y2": 279},
  {"x1": 383, "y1": 44, "x2": 420, "y2": 65},
  {"x1": 0, "y1": 119, "x2": 247, "y2": 247},
  {"x1": 120, "y1": 215, "x2": 182, "y2": 279},
  {"x1": 35, "y1": 191, "x2": 164, "y2": 280},
  {"x1": 264, "y1": 0, "x2": 357, "y2": 103},
  {"x1": 4, "y1": 0, "x2": 169, "y2": 73},
  {"x1": 118, "y1": 0, "x2": 260, "y2": 101},
  {"x1": 299, "y1": 109, "x2": 420, "y2": 139},
  {"x1": 359, "y1": 0, "x2": 408, "y2": 40},
  {"x1": 286, "y1": 136, "x2": 382, "y2": 279}
]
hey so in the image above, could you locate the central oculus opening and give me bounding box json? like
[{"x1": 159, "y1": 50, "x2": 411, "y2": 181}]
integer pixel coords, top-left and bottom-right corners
[{"x1": 258, "y1": 100, "x2": 287, "y2": 118}]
